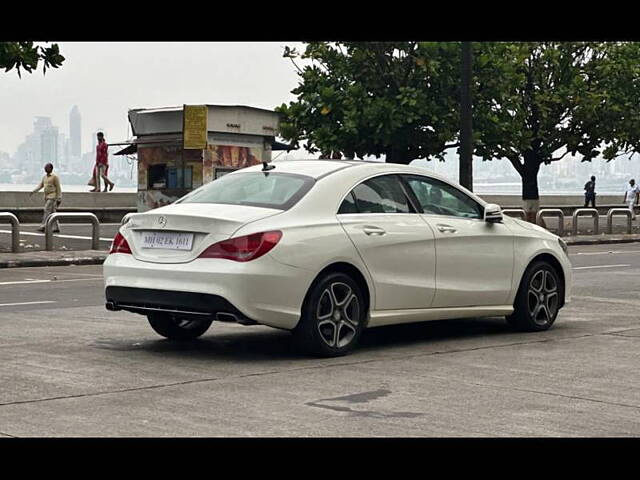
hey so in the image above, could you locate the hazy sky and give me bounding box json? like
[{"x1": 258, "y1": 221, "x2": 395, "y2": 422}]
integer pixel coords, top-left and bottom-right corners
[{"x1": 0, "y1": 42, "x2": 304, "y2": 154}]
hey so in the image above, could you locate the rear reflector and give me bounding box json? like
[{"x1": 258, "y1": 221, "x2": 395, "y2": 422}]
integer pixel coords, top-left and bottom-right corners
[
  {"x1": 198, "y1": 231, "x2": 282, "y2": 262},
  {"x1": 109, "y1": 232, "x2": 132, "y2": 254}
]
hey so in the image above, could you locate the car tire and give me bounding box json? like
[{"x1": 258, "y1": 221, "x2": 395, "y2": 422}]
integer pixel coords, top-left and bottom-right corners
[
  {"x1": 293, "y1": 271, "x2": 366, "y2": 357},
  {"x1": 147, "y1": 314, "x2": 212, "y2": 340},
  {"x1": 507, "y1": 260, "x2": 563, "y2": 332}
]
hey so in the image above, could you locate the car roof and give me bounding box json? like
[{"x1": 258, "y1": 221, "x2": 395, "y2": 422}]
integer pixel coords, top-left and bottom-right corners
[
  {"x1": 240, "y1": 159, "x2": 353, "y2": 179},
  {"x1": 240, "y1": 159, "x2": 454, "y2": 182},
  {"x1": 236, "y1": 159, "x2": 484, "y2": 204}
]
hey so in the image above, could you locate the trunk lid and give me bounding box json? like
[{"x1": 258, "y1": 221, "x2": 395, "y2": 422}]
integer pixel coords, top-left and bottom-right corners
[{"x1": 123, "y1": 203, "x2": 282, "y2": 263}]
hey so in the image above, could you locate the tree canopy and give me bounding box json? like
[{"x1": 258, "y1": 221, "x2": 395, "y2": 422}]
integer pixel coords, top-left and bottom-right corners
[
  {"x1": 277, "y1": 41, "x2": 640, "y2": 202},
  {"x1": 276, "y1": 42, "x2": 461, "y2": 163},
  {"x1": 0, "y1": 42, "x2": 65, "y2": 77}
]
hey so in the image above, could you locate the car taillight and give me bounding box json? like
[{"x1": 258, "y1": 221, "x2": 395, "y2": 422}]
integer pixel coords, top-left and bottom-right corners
[
  {"x1": 109, "y1": 232, "x2": 132, "y2": 254},
  {"x1": 198, "y1": 231, "x2": 282, "y2": 262}
]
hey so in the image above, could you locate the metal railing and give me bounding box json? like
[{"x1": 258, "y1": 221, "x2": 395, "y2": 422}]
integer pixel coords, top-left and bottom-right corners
[
  {"x1": 536, "y1": 209, "x2": 565, "y2": 237},
  {"x1": 0, "y1": 212, "x2": 20, "y2": 253},
  {"x1": 45, "y1": 213, "x2": 100, "y2": 251},
  {"x1": 501, "y1": 208, "x2": 526, "y2": 220},
  {"x1": 572, "y1": 208, "x2": 599, "y2": 236},
  {"x1": 606, "y1": 208, "x2": 632, "y2": 234}
]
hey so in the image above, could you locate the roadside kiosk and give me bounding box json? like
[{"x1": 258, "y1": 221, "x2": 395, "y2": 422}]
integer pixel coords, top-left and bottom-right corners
[{"x1": 113, "y1": 105, "x2": 284, "y2": 212}]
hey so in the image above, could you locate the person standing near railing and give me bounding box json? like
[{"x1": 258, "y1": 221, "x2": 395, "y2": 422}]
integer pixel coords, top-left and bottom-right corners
[
  {"x1": 584, "y1": 175, "x2": 596, "y2": 208},
  {"x1": 623, "y1": 178, "x2": 640, "y2": 220},
  {"x1": 30, "y1": 162, "x2": 62, "y2": 233}
]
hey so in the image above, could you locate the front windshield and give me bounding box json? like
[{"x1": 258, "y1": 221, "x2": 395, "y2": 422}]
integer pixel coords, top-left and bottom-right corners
[{"x1": 178, "y1": 172, "x2": 315, "y2": 210}]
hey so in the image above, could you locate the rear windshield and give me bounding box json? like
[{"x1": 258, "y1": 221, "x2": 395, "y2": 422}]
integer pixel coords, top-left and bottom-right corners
[{"x1": 177, "y1": 172, "x2": 315, "y2": 210}]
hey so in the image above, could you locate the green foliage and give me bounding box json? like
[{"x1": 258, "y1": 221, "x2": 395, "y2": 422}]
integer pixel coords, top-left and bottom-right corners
[
  {"x1": 277, "y1": 42, "x2": 461, "y2": 163},
  {"x1": 473, "y1": 42, "x2": 609, "y2": 167},
  {"x1": 279, "y1": 41, "x2": 640, "y2": 198},
  {"x1": 0, "y1": 42, "x2": 65, "y2": 77}
]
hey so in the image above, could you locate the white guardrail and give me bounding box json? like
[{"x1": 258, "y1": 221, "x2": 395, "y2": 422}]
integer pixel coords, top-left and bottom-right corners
[
  {"x1": 0, "y1": 212, "x2": 20, "y2": 253},
  {"x1": 45, "y1": 212, "x2": 101, "y2": 251}
]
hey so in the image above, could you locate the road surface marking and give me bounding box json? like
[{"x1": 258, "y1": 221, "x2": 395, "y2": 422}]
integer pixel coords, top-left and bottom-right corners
[
  {"x1": 0, "y1": 229, "x2": 113, "y2": 242},
  {"x1": 572, "y1": 264, "x2": 631, "y2": 270},
  {"x1": 0, "y1": 301, "x2": 56, "y2": 307},
  {"x1": 573, "y1": 251, "x2": 640, "y2": 256},
  {"x1": 0, "y1": 280, "x2": 51, "y2": 285},
  {"x1": 0, "y1": 278, "x2": 103, "y2": 286}
]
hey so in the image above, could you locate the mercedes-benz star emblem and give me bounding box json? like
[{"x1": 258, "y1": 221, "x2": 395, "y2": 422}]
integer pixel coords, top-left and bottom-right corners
[{"x1": 158, "y1": 216, "x2": 167, "y2": 228}]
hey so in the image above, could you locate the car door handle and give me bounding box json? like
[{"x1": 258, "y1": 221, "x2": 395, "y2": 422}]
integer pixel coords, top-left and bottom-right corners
[
  {"x1": 363, "y1": 226, "x2": 386, "y2": 236},
  {"x1": 436, "y1": 224, "x2": 457, "y2": 233}
]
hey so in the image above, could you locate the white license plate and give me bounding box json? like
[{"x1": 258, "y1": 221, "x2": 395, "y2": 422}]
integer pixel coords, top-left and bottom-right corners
[{"x1": 141, "y1": 231, "x2": 194, "y2": 250}]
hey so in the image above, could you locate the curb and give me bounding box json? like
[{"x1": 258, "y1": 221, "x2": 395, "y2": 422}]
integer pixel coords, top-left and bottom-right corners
[
  {"x1": 0, "y1": 255, "x2": 107, "y2": 269},
  {"x1": 565, "y1": 237, "x2": 640, "y2": 246}
]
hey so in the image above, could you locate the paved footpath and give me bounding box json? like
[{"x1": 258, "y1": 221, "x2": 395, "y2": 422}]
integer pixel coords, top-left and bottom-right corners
[{"x1": 0, "y1": 242, "x2": 640, "y2": 436}]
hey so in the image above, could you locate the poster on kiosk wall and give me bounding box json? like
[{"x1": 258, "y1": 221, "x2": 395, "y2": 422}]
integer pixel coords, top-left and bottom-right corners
[{"x1": 183, "y1": 105, "x2": 208, "y2": 150}]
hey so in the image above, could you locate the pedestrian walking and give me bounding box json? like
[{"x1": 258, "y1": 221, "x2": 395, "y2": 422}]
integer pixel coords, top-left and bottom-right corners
[
  {"x1": 30, "y1": 163, "x2": 62, "y2": 232},
  {"x1": 584, "y1": 175, "x2": 596, "y2": 208},
  {"x1": 623, "y1": 178, "x2": 640, "y2": 220},
  {"x1": 95, "y1": 132, "x2": 115, "y2": 192}
]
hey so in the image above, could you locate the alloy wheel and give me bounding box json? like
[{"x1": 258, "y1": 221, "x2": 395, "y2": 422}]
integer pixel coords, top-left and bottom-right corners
[
  {"x1": 316, "y1": 282, "x2": 361, "y2": 348},
  {"x1": 527, "y1": 269, "x2": 559, "y2": 326}
]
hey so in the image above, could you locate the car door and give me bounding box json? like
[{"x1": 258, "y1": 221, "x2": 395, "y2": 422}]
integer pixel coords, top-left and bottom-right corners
[
  {"x1": 401, "y1": 174, "x2": 514, "y2": 308},
  {"x1": 337, "y1": 174, "x2": 436, "y2": 311}
]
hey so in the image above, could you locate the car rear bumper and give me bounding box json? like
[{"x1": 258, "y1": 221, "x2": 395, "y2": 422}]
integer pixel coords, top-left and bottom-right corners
[
  {"x1": 105, "y1": 286, "x2": 257, "y2": 324},
  {"x1": 103, "y1": 253, "x2": 315, "y2": 330}
]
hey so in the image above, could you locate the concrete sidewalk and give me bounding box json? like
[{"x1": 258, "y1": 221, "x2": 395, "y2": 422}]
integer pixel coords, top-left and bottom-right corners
[
  {"x1": 565, "y1": 233, "x2": 640, "y2": 245},
  {"x1": 0, "y1": 250, "x2": 107, "y2": 269}
]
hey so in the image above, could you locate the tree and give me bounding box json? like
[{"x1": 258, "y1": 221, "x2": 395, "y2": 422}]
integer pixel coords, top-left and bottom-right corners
[
  {"x1": 0, "y1": 42, "x2": 65, "y2": 77},
  {"x1": 471, "y1": 42, "x2": 640, "y2": 209},
  {"x1": 278, "y1": 41, "x2": 640, "y2": 216},
  {"x1": 276, "y1": 42, "x2": 461, "y2": 163},
  {"x1": 573, "y1": 42, "x2": 640, "y2": 162}
]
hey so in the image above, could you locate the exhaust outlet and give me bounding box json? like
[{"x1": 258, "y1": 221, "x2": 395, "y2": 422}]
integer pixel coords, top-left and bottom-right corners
[{"x1": 216, "y1": 312, "x2": 238, "y2": 322}]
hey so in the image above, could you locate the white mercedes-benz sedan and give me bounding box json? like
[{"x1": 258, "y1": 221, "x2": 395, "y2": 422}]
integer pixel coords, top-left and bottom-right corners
[{"x1": 104, "y1": 159, "x2": 571, "y2": 357}]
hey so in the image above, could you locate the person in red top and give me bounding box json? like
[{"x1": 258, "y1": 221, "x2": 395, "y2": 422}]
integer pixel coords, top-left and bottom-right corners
[{"x1": 95, "y1": 132, "x2": 115, "y2": 192}]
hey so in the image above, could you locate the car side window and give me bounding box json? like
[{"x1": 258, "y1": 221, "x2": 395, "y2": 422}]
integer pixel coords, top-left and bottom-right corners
[
  {"x1": 403, "y1": 175, "x2": 483, "y2": 219},
  {"x1": 350, "y1": 175, "x2": 414, "y2": 214},
  {"x1": 338, "y1": 191, "x2": 359, "y2": 214}
]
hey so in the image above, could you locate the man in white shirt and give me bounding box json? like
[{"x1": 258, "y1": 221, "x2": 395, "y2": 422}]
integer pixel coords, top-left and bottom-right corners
[
  {"x1": 30, "y1": 163, "x2": 62, "y2": 232},
  {"x1": 623, "y1": 178, "x2": 640, "y2": 220}
]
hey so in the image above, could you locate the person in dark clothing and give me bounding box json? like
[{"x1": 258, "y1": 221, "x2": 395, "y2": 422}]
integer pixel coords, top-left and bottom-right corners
[{"x1": 584, "y1": 175, "x2": 596, "y2": 208}]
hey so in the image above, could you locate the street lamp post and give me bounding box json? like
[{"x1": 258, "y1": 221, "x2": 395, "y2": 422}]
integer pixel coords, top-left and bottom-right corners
[{"x1": 459, "y1": 41, "x2": 473, "y2": 191}]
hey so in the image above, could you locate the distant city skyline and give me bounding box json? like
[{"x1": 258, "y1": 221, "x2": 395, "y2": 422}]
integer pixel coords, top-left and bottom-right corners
[{"x1": 0, "y1": 42, "x2": 304, "y2": 155}]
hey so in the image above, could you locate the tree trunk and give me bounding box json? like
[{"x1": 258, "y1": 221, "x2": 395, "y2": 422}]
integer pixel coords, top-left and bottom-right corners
[
  {"x1": 459, "y1": 41, "x2": 473, "y2": 191},
  {"x1": 521, "y1": 149, "x2": 544, "y2": 225},
  {"x1": 522, "y1": 149, "x2": 541, "y2": 201},
  {"x1": 385, "y1": 145, "x2": 412, "y2": 164}
]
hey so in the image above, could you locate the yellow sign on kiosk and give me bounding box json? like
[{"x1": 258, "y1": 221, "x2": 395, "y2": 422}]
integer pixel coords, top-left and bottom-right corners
[{"x1": 183, "y1": 105, "x2": 208, "y2": 149}]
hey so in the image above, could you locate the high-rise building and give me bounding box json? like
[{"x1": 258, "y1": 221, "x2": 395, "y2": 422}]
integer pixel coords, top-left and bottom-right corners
[
  {"x1": 41, "y1": 125, "x2": 59, "y2": 165},
  {"x1": 70, "y1": 105, "x2": 82, "y2": 158}
]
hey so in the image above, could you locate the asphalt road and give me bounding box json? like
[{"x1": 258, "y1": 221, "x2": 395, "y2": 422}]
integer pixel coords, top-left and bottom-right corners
[{"x1": 1, "y1": 243, "x2": 640, "y2": 436}]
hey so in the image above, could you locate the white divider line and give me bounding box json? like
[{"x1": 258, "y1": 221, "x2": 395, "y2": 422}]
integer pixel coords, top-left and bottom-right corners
[
  {"x1": 0, "y1": 280, "x2": 51, "y2": 286},
  {"x1": 0, "y1": 278, "x2": 103, "y2": 286},
  {"x1": 0, "y1": 229, "x2": 113, "y2": 242},
  {"x1": 572, "y1": 264, "x2": 631, "y2": 270},
  {"x1": 574, "y1": 251, "x2": 640, "y2": 255},
  {"x1": 0, "y1": 301, "x2": 56, "y2": 307}
]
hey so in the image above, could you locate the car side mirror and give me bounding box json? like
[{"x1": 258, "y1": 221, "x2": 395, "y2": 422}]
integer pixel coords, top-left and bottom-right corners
[{"x1": 484, "y1": 203, "x2": 503, "y2": 223}]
